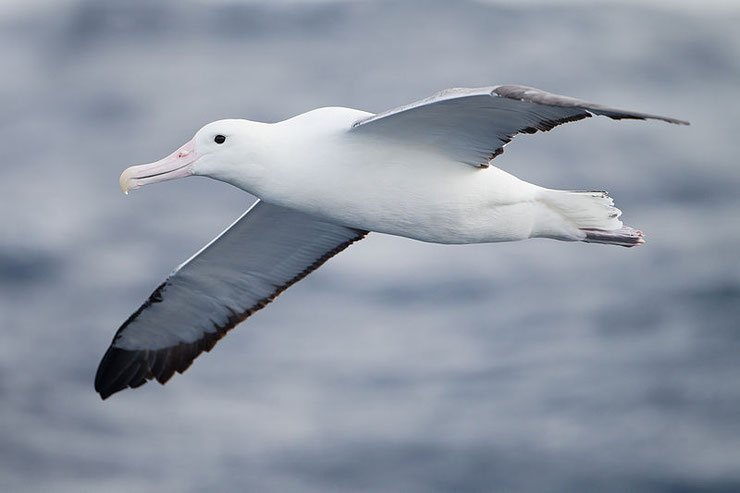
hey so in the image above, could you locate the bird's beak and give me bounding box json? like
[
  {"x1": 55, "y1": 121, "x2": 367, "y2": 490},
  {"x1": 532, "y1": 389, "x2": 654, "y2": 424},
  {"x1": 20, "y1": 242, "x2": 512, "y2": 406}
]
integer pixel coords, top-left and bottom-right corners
[{"x1": 119, "y1": 139, "x2": 200, "y2": 194}]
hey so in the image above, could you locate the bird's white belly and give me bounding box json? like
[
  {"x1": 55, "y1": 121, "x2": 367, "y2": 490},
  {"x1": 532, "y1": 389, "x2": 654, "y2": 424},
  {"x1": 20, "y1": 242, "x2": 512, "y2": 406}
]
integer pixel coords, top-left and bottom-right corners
[{"x1": 253, "y1": 136, "x2": 540, "y2": 244}]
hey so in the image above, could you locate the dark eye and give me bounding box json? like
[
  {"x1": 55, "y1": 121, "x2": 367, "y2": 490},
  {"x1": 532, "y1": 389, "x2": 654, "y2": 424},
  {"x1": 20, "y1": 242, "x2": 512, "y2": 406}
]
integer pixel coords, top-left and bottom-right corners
[{"x1": 214, "y1": 135, "x2": 226, "y2": 144}]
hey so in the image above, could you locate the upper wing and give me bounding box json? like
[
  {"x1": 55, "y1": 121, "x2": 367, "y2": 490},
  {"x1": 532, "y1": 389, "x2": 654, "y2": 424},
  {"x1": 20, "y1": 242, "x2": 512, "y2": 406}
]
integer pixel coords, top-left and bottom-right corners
[
  {"x1": 349, "y1": 85, "x2": 689, "y2": 168},
  {"x1": 95, "y1": 200, "x2": 367, "y2": 399}
]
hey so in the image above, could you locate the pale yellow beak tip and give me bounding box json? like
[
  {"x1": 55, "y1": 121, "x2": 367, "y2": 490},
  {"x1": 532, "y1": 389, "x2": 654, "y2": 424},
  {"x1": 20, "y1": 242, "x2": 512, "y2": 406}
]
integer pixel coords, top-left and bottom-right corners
[{"x1": 119, "y1": 167, "x2": 136, "y2": 195}]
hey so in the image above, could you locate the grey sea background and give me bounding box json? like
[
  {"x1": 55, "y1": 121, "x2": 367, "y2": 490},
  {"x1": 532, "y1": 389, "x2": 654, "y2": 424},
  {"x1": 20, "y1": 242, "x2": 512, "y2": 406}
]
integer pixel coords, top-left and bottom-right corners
[{"x1": 1, "y1": 1, "x2": 739, "y2": 491}]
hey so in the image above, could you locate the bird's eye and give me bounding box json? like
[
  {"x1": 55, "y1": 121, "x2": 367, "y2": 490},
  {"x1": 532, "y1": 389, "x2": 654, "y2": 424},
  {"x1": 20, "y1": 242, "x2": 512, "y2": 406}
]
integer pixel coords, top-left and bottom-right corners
[{"x1": 214, "y1": 135, "x2": 226, "y2": 144}]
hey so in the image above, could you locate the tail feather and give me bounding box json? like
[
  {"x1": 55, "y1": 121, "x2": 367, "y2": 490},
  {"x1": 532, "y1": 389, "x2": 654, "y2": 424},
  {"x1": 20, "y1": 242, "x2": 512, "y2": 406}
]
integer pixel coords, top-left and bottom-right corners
[
  {"x1": 581, "y1": 226, "x2": 645, "y2": 247},
  {"x1": 535, "y1": 189, "x2": 644, "y2": 247}
]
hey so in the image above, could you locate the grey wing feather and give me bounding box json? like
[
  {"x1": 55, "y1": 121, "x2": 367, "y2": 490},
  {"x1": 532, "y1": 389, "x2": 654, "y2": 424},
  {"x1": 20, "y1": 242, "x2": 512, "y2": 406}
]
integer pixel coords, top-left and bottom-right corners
[
  {"x1": 350, "y1": 85, "x2": 688, "y2": 168},
  {"x1": 95, "y1": 200, "x2": 367, "y2": 399}
]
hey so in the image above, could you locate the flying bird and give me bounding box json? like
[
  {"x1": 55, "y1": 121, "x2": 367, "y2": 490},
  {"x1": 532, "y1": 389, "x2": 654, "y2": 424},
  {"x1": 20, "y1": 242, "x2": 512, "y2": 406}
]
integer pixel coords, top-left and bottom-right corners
[{"x1": 95, "y1": 85, "x2": 688, "y2": 399}]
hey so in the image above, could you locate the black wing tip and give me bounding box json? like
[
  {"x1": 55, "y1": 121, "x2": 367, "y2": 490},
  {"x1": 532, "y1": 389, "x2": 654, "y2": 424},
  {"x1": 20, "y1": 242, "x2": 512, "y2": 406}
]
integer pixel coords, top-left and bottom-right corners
[
  {"x1": 492, "y1": 84, "x2": 690, "y2": 126},
  {"x1": 598, "y1": 111, "x2": 690, "y2": 126},
  {"x1": 94, "y1": 341, "x2": 208, "y2": 400},
  {"x1": 94, "y1": 345, "x2": 140, "y2": 400},
  {"x1": 94, "y1": 319, "x2": 247, "y2": 400}
]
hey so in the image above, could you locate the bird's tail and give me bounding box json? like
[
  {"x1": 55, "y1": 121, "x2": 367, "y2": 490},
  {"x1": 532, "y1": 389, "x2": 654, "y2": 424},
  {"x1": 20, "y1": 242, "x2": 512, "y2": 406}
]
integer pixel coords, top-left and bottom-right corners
[{"x1": 533, "y1": 189, "x2": 644, "y2": 247}]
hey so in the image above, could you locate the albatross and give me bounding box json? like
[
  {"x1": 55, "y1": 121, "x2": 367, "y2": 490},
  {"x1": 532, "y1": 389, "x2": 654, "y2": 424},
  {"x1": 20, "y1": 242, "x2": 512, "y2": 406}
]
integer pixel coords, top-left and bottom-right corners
[{"x1": 95, "y1": 85, "x2": 688, "y2": 399}]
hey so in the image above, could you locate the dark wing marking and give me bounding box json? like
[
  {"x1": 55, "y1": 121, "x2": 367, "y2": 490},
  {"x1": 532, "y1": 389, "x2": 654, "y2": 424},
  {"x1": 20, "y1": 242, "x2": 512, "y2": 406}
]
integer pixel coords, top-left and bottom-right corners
[
  {"x1": 350, "y1": 85, "x2": 688, "y2": 168},
  {"x1": 95, "y1": 200, "x2": 367, "y2": 399}
]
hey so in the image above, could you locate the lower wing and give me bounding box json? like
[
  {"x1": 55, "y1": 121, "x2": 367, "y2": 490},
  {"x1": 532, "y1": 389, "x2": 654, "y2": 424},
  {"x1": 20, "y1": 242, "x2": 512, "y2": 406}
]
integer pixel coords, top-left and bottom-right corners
[{"x1": 95, "y1": 200, "x2": 367, "y2": 399}]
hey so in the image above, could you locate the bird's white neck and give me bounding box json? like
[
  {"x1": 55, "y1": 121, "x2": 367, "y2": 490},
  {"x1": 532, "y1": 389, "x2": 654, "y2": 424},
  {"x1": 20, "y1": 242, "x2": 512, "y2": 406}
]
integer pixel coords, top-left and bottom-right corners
[{"x1": 199, "y1": 108, "x2": 372, "y2": 202}]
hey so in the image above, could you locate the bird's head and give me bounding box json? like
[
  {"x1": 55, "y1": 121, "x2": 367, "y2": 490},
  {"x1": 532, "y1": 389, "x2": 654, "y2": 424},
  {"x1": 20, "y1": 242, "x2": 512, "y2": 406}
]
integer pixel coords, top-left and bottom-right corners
[{"x1": 119, "y1": 119, "x2": 267, "y2": 194}]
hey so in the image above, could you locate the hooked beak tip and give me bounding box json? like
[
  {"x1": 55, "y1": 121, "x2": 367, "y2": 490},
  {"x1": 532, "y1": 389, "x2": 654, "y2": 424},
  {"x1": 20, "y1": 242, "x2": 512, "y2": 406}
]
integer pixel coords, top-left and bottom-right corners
[{"x1": 119, "y1": 166, "x2": 138, "y2": 195}]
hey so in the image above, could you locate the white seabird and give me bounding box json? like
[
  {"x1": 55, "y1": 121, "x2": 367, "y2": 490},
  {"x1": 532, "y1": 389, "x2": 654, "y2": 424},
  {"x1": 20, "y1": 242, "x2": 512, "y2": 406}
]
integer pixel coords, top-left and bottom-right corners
[{"x1": 96, "y1": 85, "x2": 688, "y2": 399}]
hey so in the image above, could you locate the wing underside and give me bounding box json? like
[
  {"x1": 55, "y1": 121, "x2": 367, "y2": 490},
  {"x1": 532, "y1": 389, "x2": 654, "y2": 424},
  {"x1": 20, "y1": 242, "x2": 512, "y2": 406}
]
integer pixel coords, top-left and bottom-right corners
[{"x1": 95, "y1": 200, "x2": 367, "y2": 399}]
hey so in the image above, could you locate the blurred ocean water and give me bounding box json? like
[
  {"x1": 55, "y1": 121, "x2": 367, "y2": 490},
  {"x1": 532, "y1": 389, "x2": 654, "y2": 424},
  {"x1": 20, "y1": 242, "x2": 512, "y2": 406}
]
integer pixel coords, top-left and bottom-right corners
[{"x1": 1, "y1": 1, "x2": 739, "y2": 492}]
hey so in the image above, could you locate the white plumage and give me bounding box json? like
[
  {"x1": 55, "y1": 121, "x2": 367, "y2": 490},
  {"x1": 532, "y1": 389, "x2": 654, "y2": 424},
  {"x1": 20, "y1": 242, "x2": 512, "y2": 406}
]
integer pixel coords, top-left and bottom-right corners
[{"x1": 96, "y1": 85, "x2": 687, "y2": 399}]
